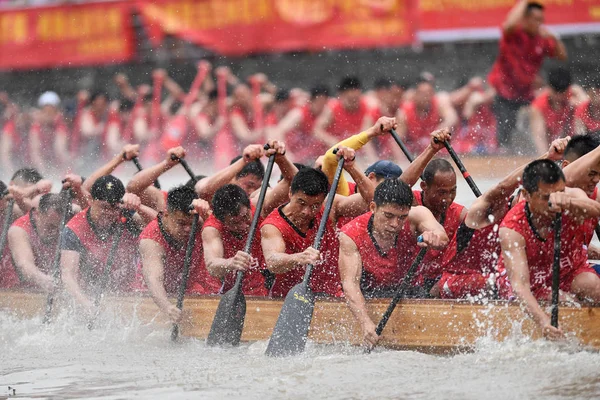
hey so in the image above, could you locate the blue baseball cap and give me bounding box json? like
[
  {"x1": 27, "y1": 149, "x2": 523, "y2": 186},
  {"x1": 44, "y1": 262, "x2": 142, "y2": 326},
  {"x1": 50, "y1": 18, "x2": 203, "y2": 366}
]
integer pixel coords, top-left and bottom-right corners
[{"x1": 364, "y1": 160, "x2": 402, "y2": 179}]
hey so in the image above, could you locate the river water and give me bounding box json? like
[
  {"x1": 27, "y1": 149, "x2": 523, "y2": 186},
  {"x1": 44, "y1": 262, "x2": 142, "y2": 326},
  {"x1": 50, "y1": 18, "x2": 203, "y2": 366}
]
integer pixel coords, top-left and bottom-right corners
[{"x1": 2, "y1": 166, "x2": 600, "y2": 399}]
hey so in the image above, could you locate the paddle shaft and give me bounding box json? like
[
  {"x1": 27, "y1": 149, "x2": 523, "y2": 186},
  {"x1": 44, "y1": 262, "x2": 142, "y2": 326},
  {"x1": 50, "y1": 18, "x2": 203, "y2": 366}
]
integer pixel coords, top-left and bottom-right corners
[
  {"x1": 302, "y1": 156, "x2": 345, "y2": 284},
  {"x1": 132, "y1": 157, "x2": 161, "y2": 189},
  {"x1": 375, "y1": 247, "x2": 427, "y2": 336},
  {"x1": 234, "y1": 150, "x2": 276, "y2": 288},
  {"x1": 170, "y1": 155, "x2": 198, "y2": 185},
  {"x1": 551, "y1": 214, "x2": 562, "y2": 328},
  {"x1": 0, "y1": 198, "x2": 15, "y2": 257},
  {"x1": 441, "y1": 141, "x2": 482, "y2": 198},
  {"x1": 389, "y1": 128, "x2": 415, "y2": 163},
  {"x1": 43, "y1": 190, "x2": 73, "y2": 324},
  {"x1": 171, "y1": 214, "x2": 200, "y2": 341}
]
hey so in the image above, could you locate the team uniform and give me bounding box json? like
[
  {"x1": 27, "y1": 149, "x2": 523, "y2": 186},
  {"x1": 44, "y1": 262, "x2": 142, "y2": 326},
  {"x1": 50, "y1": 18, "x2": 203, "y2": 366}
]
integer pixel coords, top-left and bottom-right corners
[
  {"x1": 412, "y1": 191, "x2": 465, "y2": 286},
  {"x1": 531, "y1": 89, "x2": 575, "y2": 141},
  {"x1": 62, "y1": 208, "x2": 138, "y2": 293},
  {"x1": 328, "y1": 99, "x2": 371, "y2": 140},
  {"x1": 202, "y1": 206, "x2": 268, "y2": 296},
  {"x1": 401, "y1": 99, "x2": 442, "y2": 154},
  {"x1": 341, "y1": 212, "x2": 419, "y2": 298},
  {"x1": 29, "y1": 114, "x2": 68, "y2": 165},
  {"x1": 496, "y1": 201, "x2": 596, "y2": 300},
  {"x1": 132, "y1": 215, "x2": 220, "y2": 295},
  {"x1": 575, "y1": 100, "x2": 600, "y2": 134},
  {"x1": 261, "y1": 205, "x2": 342, "y2": 297}
]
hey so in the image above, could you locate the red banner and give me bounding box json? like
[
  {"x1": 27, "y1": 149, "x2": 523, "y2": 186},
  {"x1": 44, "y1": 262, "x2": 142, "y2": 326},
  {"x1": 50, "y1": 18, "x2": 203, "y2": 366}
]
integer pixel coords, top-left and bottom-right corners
[
  {"x1": 137, "y1": 0, "x2": 417, "y2": 56},
  {"x1": 420, "y1": 0, "x2": 600, "y2": 33},
  {"x1": 0, "y1": 2, "x2": 134, "y2": 70}
]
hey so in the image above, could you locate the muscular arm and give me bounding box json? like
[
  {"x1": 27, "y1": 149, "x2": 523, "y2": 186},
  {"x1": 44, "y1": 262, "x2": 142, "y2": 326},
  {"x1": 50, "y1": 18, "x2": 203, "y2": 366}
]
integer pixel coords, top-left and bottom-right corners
[
  {"x1": 436, "y1": 94, "x2": 459, "y2": 130},
  {"x1": 60, "y1": 249, "x2": 92, "y2": 309},
  {"x1": 196, "y1": 157, "x2": 246, "y2": 201},
  {"x1": 8, "y1": 226, "x2": 53, "y2": 292},
  {"x1": 411, "y1": 206, "x2": 449, "y2": 249},
  {"x1": 499, "y1": 227, "x2": 550, "y2": 327},
  {"x1": 126, "y1": 159, "x2": 174, "y2": 212},
  {"x1": 339, "y1": 233, "x2": 375, "y2": 334},
  {"x1": 230, "y1": 113, "x2": 261, "y2": 144},
  {"x1": 502, "y1": 0, "x2": 527, "y2": 34},
  {"x1": 139, "y1": 239, "x2": 173, "y2": 315},
  {"x1": 261, "y1": 224, "x2": 300, "y2": 274},
  {"x1": 322, "y1": 130, "x2": 372, "y2": 196},
  {"x1": 202, "y1": 227, "x2": 230, "y2": 280}
]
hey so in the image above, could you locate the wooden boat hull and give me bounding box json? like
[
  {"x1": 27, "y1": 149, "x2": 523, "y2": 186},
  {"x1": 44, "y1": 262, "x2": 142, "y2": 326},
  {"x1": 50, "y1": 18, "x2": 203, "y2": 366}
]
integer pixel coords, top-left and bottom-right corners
[{"x1": 1, "y1": 290, "x2": 599, "y2": 353}]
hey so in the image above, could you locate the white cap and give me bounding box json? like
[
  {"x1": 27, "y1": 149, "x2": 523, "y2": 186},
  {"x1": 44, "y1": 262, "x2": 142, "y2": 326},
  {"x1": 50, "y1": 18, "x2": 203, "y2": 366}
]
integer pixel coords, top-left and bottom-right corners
[{"x1": 38, "y1": 91, "x2": 60, "y2": 108}]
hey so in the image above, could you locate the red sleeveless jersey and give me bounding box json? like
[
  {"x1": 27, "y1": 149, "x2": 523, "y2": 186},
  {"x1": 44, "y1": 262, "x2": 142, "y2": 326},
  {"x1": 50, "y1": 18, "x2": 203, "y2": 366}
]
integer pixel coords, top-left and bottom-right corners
[
  {"x1": 575, "y1": 100, "x2": 600, "y2": 133},
  {"x1": 401, "y1": 98, "x2": 441, "y2": 153},
  {"x1": 284, "y1": 105, "x2": 327, "y2": 163},
  {"x1": 496, "y1": 201, "x2": 591, "y2": 298},
  {"x1": 413, "y1": 190, "x2": 464, "y2": 280},
  {"x1": 202, "y1": 206, "x2": 267, "y2": 296},
  {"x1": 441, "y1": 223, "x2": 500, "y2": 276},
  {"x1": 341, "y1": 212, "x2": 418, "y2": 297},
  {"x1": 64, "y1": 208, "x2": 138, "y2": 293},
  {"x1": 261, "y1": 205, "x2": 341, "y2": 297},
  {"x1": 133, "y1": 215, "x2": 220, "y2": 296},
  {"x1": 329, "y1": 98, "x2": 370, "y2": 140},
  {"x1": 531, "y1": 90, "x2": 574, "y2": 140}
]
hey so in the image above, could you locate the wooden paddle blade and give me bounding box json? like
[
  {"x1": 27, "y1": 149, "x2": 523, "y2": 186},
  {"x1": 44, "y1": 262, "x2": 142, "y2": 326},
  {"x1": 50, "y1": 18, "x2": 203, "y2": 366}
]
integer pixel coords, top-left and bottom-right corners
[
  {"x1": 206, "y1": 286, "x2": 246, "y2": 347},
  {"x1": 265, "y1": 283, "x2": 315, "y2": 357}
]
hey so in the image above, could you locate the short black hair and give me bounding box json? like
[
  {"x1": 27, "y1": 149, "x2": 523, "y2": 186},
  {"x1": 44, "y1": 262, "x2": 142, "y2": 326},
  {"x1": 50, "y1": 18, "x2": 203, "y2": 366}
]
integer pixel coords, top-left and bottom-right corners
[
  {"x1": 338, "y1": 76, "x2": 362, "y2": 92},
  {"x1": 311, "y1": 85, "x2": 330, "y2": 98},
  {"x1": 564, "y1": 135, "x2": 599, "y2": 162},
  {"x1": 38, "y1": 193, "x2": 66, "y2": 214},
  {"x1": 279, "y1": 163, "x2": 309, "y2": 181},
  {"x1": 373, "y1": 179, "x2": 414, "y2": 208},
  {"x1": 185, "y1": 176, "x2": 206, "y2": 189},
  {"x1": 237, "y1": 160, "x2": 265, "y2": 181},
  {"x1": 526, "y1": 2, "x2": 544, "y2": 14},
  {"x1": 290, "y1": 168, "x2": 329, "y2": 196},
  {"x1": 275, "y1": 89, "x2": 290, "y2": 102},
  {"x1": 119, "y1": 99, "x2": 135, "y2": 113},
  {"x1": 166, "y1": 186, "x2": 197, "y2": 213},
  {"x1": 0, "y1": 181, "x2": 7, "y2": 197},
  {"x1": 212, "y1": 184, "x2": 251, "y2": 222},
  {"x1": 548, "y1": 67, "x2": 572, "y2": 93},
  {"x1": 90, "y1": 91, "x2": 108, "y2": 103},
  {"x1": 374, "y1": 78, "x2": 392, "y2": 90},
  {"x1": 11, "y1": 168, "x2": 43, "y2": 184},
  {"x1": 423, "y1": 159, "x2": 455, "y2": 185},
  {"x1": 523, "y1": 159, "x2": 565, "y2": 194}
]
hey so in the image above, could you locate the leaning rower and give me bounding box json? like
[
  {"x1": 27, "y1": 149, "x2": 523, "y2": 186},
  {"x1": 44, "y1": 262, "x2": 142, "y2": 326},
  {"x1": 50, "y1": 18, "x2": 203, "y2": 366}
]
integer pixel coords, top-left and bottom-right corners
[{"x1": 339, "y1": 178, "x2": 447, "y2": 348}]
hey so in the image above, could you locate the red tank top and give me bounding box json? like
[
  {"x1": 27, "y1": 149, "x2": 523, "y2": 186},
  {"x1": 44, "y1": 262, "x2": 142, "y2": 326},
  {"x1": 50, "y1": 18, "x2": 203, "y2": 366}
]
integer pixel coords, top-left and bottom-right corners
[
  {"x1": 65, "y1": 208, "x2": 138, "y2": 293},
  {"x1": 531, "y1": 90, "x2": 574, "y2": 140},
  {"x1": 496, "y1": 201, "x2": 588, "y2": 294},
  {"x1": 283, "y1": 105, "x2": 326, "y2": 163},
  {"x1": 575, "y1": 101, "x2": 600, "y2": 133},
  {"x1": 261, "y1": 205, "x2": 341, "y2": 297},
  {"x1": 401, "y1": 98, "x2": 441, "y2": 153},
  {"x1": 329, "y1": 98, "x2": 370, "y2": 139},
  {"x1": 202, "y1": 206, "x2": 267, "y2": 296},
  {"x1": 413, "y1": 190, "x2": 464, "y2": 279},
  {"x1": 441, "y1": 223, "x2": 500, "y2": 276},
  {"x1": 30, "y1": 114, "x2": 68, "y2": 160},
  {"x1": 133, "y1": 216, "x2": 219, "y2": 295},
  {"x1": 341, "y1": 212, "x2": 418, "y2": 297}
]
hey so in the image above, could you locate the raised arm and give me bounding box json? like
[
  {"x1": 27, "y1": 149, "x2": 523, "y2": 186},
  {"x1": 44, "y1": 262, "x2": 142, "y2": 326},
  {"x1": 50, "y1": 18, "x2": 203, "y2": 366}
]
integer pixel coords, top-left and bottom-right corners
[
  {"x1": 331, "y1": 148, "x2": 375, "y2": 222},
  {"x1": 502, "y1": 0, "x2": 528, "y2": 34},
  {"x1": 399, "y1": 128, "x2": 451, "y2": 187},
  {"x1": 436, "y1": 93, "x2": 459, "y2": 130},
  {"x1": 411, "y1": 205, "x2": 449, "y2": 249},
  {"x1": 8, "y1": 226, "x2": 54, "y2": 292},
  {"x1": 82, "y1": 144, "x2": 140, "y2": 193},
  {"x1": 257, "y1": 141, "x2": 299, "y2": 217}
]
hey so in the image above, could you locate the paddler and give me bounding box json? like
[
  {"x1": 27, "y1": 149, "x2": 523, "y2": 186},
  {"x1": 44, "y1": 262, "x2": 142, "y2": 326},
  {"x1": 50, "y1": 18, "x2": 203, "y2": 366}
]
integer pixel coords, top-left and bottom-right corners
[{"x1": 338, "y1": 178, "x2": 448, "y2": 348}]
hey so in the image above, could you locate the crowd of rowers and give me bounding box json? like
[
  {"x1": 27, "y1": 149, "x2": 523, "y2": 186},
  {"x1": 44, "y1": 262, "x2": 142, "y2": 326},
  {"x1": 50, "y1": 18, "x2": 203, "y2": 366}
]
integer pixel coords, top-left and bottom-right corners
[{"x1": 1, "y1": 116, "x2": 600, "y2": 347}]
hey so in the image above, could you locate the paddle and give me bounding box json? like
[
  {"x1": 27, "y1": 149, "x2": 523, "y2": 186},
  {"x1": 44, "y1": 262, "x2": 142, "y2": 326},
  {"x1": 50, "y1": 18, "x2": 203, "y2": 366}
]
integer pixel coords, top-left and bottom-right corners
[
  {"x1": 43, "y1": 189, "x2": 73, "y2": 324},
  {"x1": 207, "y1": 144, "x2": 276, "y2": 346},
  {"x1": 170, "y1": 156, "x2": 201, "y2": 341},
  {"x1": 265, "y1": 152, "x2": 345, "y2": 357},
  {"x1": 389, "y1": 128, "x2": 416, "y2": 163},
  {"x1": 0, "y1": 196, "x2": 15, "y2": 260},
  {"x1": 440, "y1": 140, "x2": 482, "y2": 197},
  {"x1": 171, "y1": 213, "x2": 200, "y2": 341},
  {"x1": 551, "y1": 214, "x2": 562, "y2": 328},
  {"x1": 131, "y1": 156, "x2": 161, "y2": 189},
  {"x1": 372, "y1": 244, "x2": 427, "y2": 348}
]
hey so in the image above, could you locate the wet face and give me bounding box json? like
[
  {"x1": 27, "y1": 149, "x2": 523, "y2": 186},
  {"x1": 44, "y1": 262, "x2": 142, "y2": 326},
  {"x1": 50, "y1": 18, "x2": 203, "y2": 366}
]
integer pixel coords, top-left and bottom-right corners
[
  {"x1": 287, "y1": 191, "x2": 326, "y2": 226},
  {"x1": 311, "y1": 95, "x2": 329, "y2": 115},
  {"x1": 421, "y1": 171, "x2": 457, "y2": 214},
  {"x1": 575, "y1": 164, "x2": 600, "y2": 197},
  {"x1": 523, "y1": 8, "x2": 544, "y2": 35},
  {"x1": 233, "y1": 174, "x2": 262, "y2": 196},
  {"x1": 414, "y1": 83, "x2": 434, "y2": 110},
  {"x1": 525, "y1": 180, "x2": 565, "y2": 218},
  {"x1": 340, "y1": 89, "x2": 362, "y2": 111},
  {"x1": 222, "y1": 205, "x2": 252, "y2": 236},
  {"x1": 35, "y1": 210, "x2": 63, "y2": 240},
  {"x1": 371, "y1": 203, "x2": 410, "y2": 240},
  {"x1": 90, "y1": 199, "x2": 121, "y2": 229},
  {"x1": 164, "y1": 209, "x2": 195, "y2": 243}
]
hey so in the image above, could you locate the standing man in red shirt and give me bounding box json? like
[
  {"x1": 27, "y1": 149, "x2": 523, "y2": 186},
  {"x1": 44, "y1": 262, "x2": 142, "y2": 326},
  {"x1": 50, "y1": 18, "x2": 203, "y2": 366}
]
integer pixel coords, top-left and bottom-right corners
[{"x1": 488, "y1": 0, "x2": 567, "y2": 150}]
